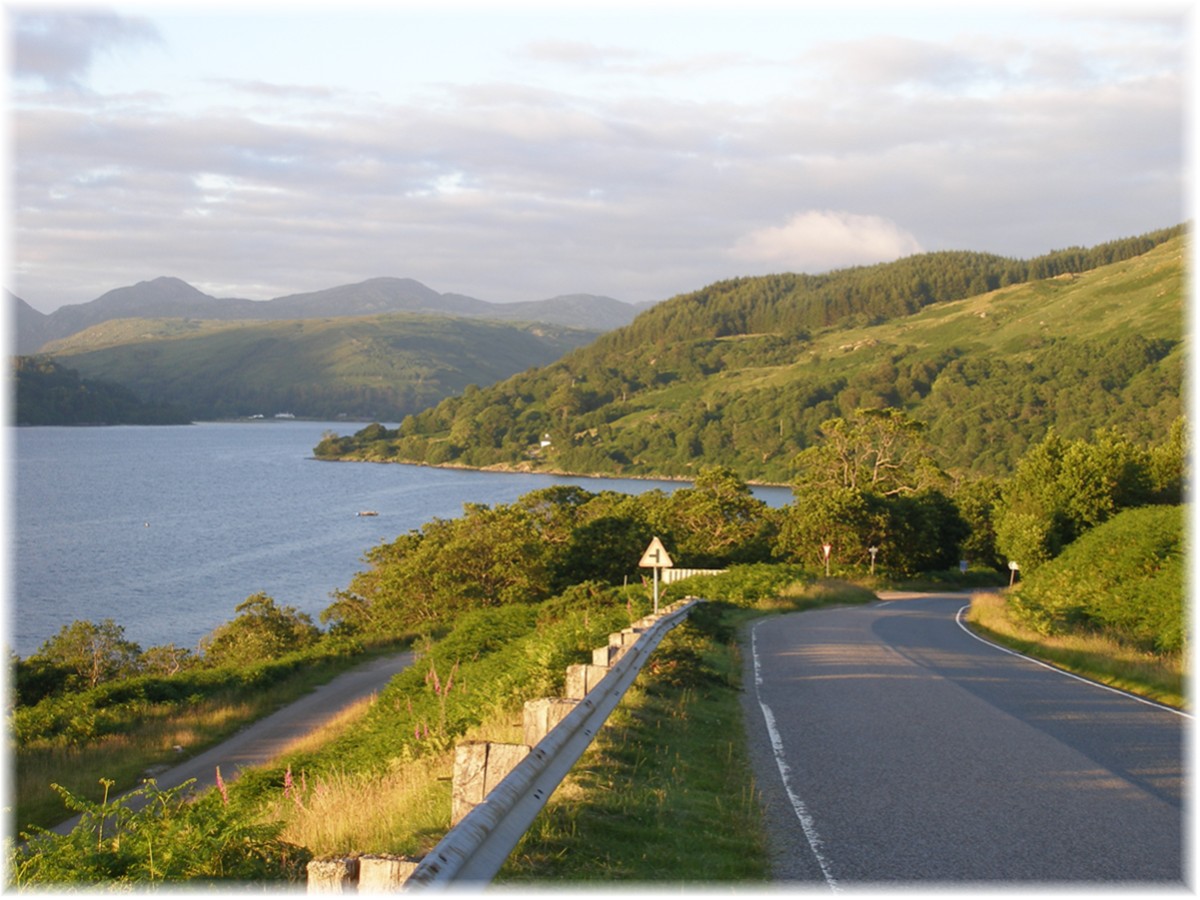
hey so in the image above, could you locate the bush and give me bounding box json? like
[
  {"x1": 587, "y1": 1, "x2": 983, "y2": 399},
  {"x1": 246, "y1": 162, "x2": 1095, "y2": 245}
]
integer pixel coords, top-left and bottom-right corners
[
  {"x1": 664, "y1": 563, "x2": 813, "y2": 606},
  {"x1": 201, "y1": 593, "x2": 320, "y2": 668},
  {"x1": 1010, "y1": 505, "x2": 1184, "y2": 653}
]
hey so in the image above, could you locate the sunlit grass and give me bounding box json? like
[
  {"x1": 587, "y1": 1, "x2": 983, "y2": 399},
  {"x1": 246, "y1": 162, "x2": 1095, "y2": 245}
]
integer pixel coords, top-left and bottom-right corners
[
  {"x1": 261, "y1": 715, "x2": 526, "y2": 857},
  {"x1": 778, "y1": 577, "x2": 877, "y2": 610},
  {"x1": 262, "y1": 754, "x2": 453, "y2": 858},
  {"x1": 966, "y1": 592, "x2": 1186, "y2": 710}
]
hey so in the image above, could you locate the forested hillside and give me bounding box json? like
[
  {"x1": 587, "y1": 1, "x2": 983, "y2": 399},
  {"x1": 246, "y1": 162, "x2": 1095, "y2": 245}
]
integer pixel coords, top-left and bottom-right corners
[
  {"x1": 13, "y1": 357, "x2": 190, "y2": 425},
  {"x1": 318, "y1": 227, "x2": 1184, "y2": 481},
  {"x1": 41, "y1": 314, "x2": 599, "y2": 422}
]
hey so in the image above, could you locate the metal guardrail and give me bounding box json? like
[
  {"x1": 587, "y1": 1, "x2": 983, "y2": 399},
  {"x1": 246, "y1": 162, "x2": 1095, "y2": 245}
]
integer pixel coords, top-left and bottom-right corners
[{"x1": 402, "y1": 598, "x2": 701, "y2": 890}]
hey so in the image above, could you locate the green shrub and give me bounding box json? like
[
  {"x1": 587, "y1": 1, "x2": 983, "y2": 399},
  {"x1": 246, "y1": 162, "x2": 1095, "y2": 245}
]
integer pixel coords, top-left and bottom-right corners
[
  {"x1": 664, "y1": 563, "x2": 813, "y2": 606},
  {"x1": 1011, "y1": 505, "x2": 1184, "y2": 653}
]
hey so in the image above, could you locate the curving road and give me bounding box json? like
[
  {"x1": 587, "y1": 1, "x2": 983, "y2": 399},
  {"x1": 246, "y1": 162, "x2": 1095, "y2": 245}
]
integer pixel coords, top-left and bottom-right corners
[{"x1": 741, "y1": 592, "x2": 1187, "y2": 888}]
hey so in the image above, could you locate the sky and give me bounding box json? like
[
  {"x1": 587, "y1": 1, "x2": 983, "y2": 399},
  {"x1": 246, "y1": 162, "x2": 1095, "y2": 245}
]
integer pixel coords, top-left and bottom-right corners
[{"x1": 4, "y1": 0, "x2": 1193, "y2": 313}]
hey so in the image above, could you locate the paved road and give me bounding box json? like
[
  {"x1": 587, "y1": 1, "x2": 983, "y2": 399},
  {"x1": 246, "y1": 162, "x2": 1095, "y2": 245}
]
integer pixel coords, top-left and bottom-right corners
[
  {"x1": 741, "y1": 592, "x2": 1187, "y2": 887},
  {"x1": 51, "y1": 649, "x2": 415, "y2": 834}
]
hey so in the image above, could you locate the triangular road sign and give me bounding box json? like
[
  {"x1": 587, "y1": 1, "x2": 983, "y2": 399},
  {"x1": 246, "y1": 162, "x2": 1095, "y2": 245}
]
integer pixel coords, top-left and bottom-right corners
[{"x1": 638, "y1": 536, "x2": 674, "y2": 568}]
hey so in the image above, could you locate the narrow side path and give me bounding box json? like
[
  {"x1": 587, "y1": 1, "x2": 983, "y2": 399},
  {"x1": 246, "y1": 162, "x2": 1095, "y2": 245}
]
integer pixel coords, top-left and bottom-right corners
[{"x1": 50, "y1": 650, "x2": 415, "y2": 835}]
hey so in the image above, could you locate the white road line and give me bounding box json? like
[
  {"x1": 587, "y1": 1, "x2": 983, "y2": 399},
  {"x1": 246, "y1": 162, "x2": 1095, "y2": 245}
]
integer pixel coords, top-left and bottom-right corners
[
  {"x1": 954, "y1": 604, "x2": 1192, "y2": 720},
  {"x1": 750, "y1": 620, "x2": 840, "y2": 892}
]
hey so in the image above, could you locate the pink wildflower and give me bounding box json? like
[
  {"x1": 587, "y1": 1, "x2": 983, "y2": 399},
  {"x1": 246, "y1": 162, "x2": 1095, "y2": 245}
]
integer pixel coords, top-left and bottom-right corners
[
  {"x1": 283, "y1": 764, "x2": 294, "y2": 799},
  {"x1": 215, "y1": 766, "x2": 228, "y2": 806}
]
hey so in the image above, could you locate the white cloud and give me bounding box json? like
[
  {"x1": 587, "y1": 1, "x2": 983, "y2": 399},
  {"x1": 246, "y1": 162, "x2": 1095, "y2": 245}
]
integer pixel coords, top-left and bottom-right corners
[{"x1": 729, "y1": 211, "x2": 924, "y2": 273}]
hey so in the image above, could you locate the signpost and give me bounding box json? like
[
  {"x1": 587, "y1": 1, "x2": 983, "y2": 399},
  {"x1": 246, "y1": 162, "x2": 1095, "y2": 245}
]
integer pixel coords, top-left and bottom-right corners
[
  {"x1": 1008, "y1": 560, "x2": 1020, "y2": 586},
  {"x1": 639, "y1": 536, "x2": 674, "y2": 614},
  {"x1": 822, "y1": 543, "x2": 833, "y2": 577},
  {"x1": 868, "y1": 546, "x2": 879, "y2": 575}
]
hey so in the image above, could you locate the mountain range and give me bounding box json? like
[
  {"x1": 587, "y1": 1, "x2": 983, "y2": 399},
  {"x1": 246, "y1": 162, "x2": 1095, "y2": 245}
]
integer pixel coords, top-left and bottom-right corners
[{"x1": 13, "y1": 276, "x2": 650, "y2": 354}]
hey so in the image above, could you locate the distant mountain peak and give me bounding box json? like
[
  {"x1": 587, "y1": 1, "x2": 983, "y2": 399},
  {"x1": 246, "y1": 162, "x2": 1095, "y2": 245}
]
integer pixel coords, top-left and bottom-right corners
[{"x1": 15, "y1": 274, "x2": 646, "y2": 354}]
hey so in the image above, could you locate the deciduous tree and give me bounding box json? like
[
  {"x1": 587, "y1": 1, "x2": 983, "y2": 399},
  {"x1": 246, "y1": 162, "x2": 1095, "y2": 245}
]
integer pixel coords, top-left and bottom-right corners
[
  {"x1": 201, "y1": 593, "x2": 319, "y2": 668},
  {"x1": 33, "y1": 619, "x2": 142, "y2": 688}
]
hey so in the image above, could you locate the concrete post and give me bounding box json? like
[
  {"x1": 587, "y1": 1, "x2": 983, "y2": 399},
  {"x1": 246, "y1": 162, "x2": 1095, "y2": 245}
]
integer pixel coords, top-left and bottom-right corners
[
  {"x1": 358, "y1": 854, "x2": 421, "y2": 892},
  {"x1": 306, "y1": 857, "x2": 359, "y2": 893},
  {"x1": 564, "y1": 663, "x2": 609, "y2": 700},
  {"x1": 523, "y1": 697, "x2": 579, "y2": 747},
  {"x1": 451, "y1": 741, "x2": 529, "y2": 825},
  {"x1": 610, "y1": 629, "x2": 640, "y2": 648},
  {"x1": 593, "y1": 643, "x2": 621, "y2": 666}
]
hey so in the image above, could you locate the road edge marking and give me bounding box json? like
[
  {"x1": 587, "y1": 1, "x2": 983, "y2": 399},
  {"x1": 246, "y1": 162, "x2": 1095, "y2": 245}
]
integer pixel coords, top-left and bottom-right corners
[
  {"x1": 750, "y1": 620, "x2": 840, "y2": 892},
  {"x1": 953, "y1": 604, "x2": 1192, "y2": 720}
]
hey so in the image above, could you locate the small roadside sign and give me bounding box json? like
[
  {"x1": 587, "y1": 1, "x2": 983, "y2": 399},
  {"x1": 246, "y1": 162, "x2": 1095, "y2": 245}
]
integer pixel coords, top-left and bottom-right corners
[
  {"x1": 639, "y1": 537, "x2": 674, "y2": 615},
  {"x1": 639, "y1": 536, "x2": 674, "y2": 569}
]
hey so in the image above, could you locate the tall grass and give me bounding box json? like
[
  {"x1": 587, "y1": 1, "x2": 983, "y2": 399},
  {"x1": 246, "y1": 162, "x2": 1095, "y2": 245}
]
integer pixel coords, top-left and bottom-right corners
[
  {"x1": 260, "y1": 717, "x2": 525, "y2": 856},
  {"x1": 966, "y1": 592, "x2": 1185, "y2": 709}
]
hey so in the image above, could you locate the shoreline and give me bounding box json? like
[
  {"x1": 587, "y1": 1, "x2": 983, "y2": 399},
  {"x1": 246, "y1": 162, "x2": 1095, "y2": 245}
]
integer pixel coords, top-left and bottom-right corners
[{"x1": 310, "y1": 453, "x2": 792, "y2": 490}]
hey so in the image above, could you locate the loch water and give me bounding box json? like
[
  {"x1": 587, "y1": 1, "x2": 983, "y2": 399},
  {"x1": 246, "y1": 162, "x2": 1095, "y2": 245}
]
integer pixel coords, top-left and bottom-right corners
[{"x1": 11, "y1": 421, "x2": 790, "y2": 657}]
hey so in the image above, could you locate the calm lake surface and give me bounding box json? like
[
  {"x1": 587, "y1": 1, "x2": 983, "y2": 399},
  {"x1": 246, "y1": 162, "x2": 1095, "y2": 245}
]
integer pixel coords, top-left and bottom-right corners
[{"x1": 12, "y1": 421, "x2": 790, "y2": 657}]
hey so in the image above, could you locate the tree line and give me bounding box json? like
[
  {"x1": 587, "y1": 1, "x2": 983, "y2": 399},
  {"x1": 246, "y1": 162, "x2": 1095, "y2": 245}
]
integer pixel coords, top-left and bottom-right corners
[
  {"x1": 18, "y1": 409, "x2": 1185, "y2": 709},
  {"x1": 13, "y1": 356, "x2": 190, "y2": 426}
]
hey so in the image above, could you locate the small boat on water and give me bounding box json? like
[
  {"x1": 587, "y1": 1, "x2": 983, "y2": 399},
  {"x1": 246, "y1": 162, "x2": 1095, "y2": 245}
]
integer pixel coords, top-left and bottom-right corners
[{"x1": 356, "y1": 510, "x2": 379, "y2": 517}]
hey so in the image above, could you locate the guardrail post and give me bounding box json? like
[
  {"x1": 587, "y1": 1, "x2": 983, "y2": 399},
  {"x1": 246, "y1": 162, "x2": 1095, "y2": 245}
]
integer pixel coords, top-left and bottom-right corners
[
  {"x1": 306, "y1": 857, "x2": 358, "y2": 893},
  {"x1": 358, "y1": 854, "x2": 421, "y2": 891},
  {"x1": 523, "y1": 697, "x2": 579, "y2": 747},
  {"x1": 451, "y1": 741, "x2": 530, "y2": 825},
  {"x1": 592, "y1": 643, "x2": 621, "y2": 666},
  {"x1": 564, "y1": 663, "x2": 609, "y2": 700}
]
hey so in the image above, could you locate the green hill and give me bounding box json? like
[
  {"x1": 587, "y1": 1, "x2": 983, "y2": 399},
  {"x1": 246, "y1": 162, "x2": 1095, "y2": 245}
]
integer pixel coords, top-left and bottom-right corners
[
  {"x1": 13, "y1": 356, "x2": 190, "y2": 425},
  {"x1": 317, "y1": 227, "x2": 1184, "y2": 480},
  {"x1": 43, "y1": 314, "x2": 600, "y2": 422}
]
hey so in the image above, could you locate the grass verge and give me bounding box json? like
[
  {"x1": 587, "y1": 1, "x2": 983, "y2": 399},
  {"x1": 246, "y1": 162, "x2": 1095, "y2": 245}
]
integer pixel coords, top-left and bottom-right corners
[
  {"x1": 494, "y1": 601, "x2": 771, "y2": 885},
  {"x1": 965, "y1": 592, "x2": 1186, "y2": 710}
]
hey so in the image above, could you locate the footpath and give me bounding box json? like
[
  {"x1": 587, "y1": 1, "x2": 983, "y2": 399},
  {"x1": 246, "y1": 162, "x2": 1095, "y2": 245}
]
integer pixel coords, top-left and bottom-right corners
[{"x1": 51, "y1": 650, "x2": 416, "y2": 835}]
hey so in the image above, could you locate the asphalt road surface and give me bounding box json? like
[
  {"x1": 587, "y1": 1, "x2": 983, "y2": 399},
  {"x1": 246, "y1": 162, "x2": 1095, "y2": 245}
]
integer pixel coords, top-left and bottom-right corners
[
  {"x1": 51, "y1": 649, "x2": 415, "y2": 835},
  {"x1": 741, "y1": 591, "x2": 1187, "y2": 888}
]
